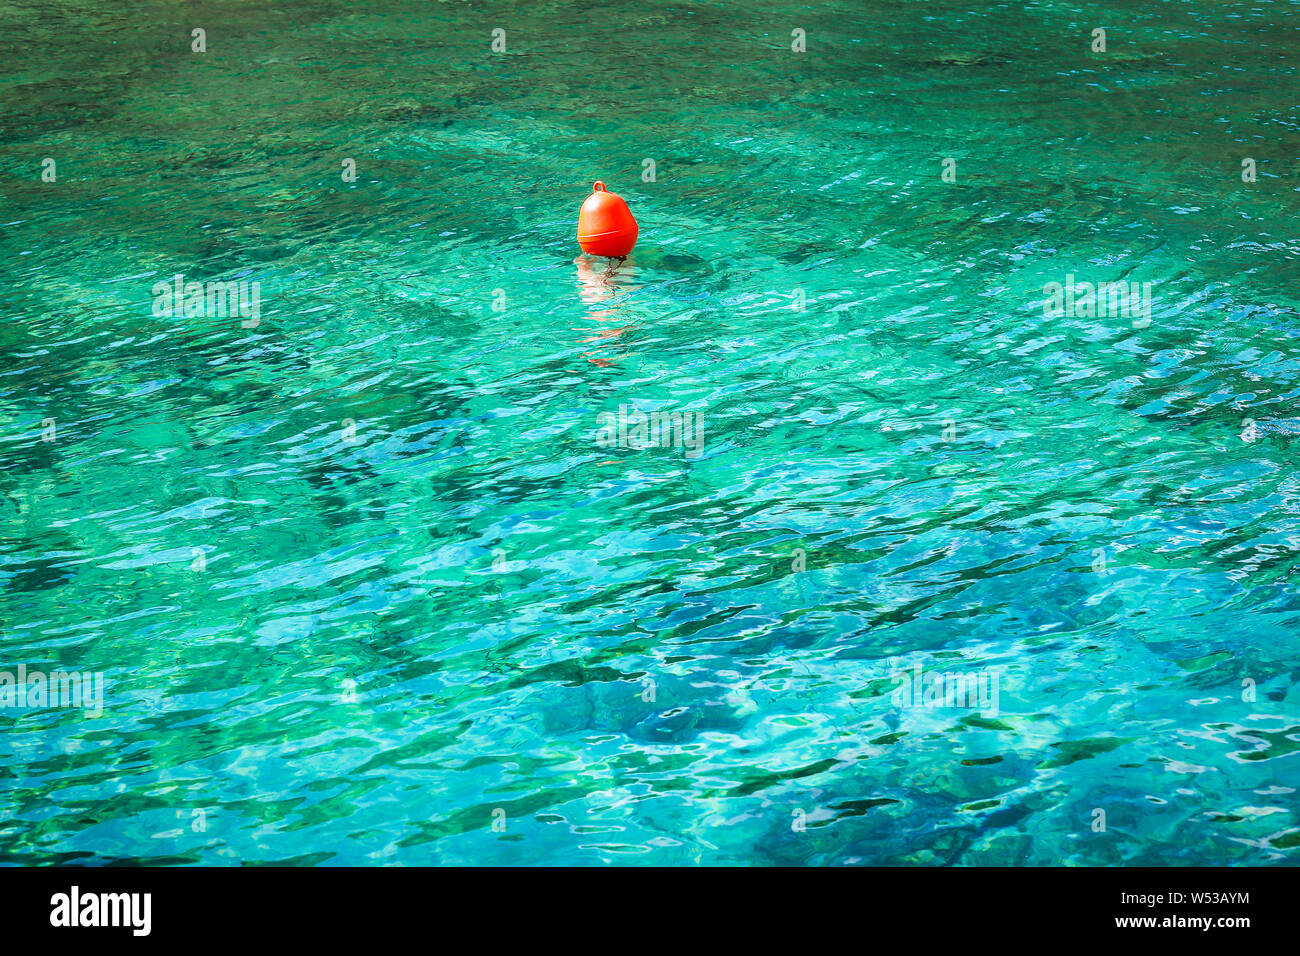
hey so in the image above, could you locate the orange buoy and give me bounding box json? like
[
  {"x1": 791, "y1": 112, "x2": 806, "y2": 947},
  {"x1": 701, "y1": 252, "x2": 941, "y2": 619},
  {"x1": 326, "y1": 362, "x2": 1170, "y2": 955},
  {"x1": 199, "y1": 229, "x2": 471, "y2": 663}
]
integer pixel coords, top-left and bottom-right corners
[{"x1": 577, "y1": 181, "x2": 638, "y2": 258}]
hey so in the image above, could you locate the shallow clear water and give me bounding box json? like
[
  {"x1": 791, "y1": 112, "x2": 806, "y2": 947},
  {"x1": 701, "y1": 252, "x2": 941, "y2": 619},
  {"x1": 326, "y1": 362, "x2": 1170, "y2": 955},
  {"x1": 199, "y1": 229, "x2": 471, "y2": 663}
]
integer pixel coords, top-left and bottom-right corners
[{"x1": 1, "y1": 0, "x2": 1298, "y2": 865}]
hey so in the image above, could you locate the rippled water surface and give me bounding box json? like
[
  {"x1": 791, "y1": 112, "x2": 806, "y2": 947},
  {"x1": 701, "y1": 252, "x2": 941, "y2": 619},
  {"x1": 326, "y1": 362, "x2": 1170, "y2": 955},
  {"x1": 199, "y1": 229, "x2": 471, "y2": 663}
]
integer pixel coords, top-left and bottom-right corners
[{"x1": 2, "y1": 0, "x2": 1299, "y2": 865}]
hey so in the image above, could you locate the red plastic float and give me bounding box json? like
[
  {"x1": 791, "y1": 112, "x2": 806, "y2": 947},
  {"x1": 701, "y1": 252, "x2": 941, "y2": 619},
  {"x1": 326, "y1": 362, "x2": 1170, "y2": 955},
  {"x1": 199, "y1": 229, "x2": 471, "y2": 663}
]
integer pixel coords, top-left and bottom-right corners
[{"x1": 576, "y1": 181, "x2": 638, "y2": 258}]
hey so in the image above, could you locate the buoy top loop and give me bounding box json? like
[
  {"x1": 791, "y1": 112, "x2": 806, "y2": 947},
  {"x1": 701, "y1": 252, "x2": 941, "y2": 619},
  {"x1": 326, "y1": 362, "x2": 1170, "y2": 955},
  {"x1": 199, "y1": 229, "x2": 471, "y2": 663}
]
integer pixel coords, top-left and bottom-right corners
[{"x1": 592, "y1": 181, "x2": 605, "y2": 192}]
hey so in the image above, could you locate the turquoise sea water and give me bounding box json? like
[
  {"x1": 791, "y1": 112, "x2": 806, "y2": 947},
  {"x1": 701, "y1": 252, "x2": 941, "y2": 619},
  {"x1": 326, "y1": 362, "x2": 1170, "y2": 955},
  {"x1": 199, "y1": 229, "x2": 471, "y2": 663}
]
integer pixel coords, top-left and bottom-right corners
[{"x1": 1, "y1": 0, "x2": 1298, "y2": 865}]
